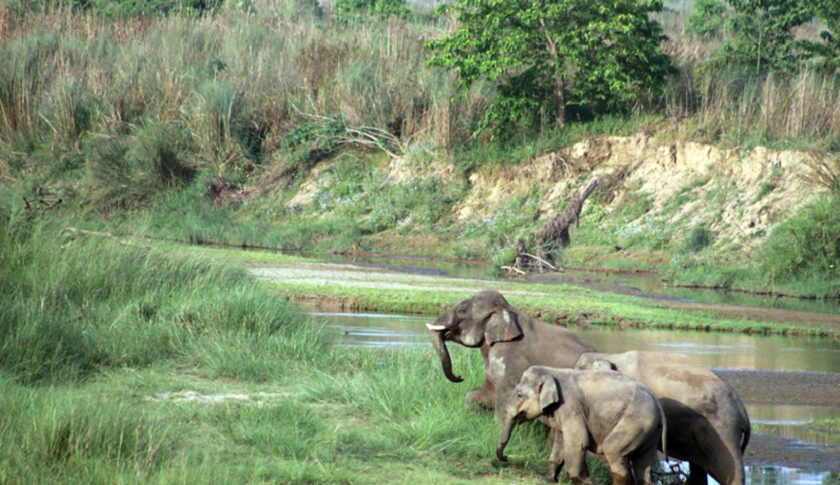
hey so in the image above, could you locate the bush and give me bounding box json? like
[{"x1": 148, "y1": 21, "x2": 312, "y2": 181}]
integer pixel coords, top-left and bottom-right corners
[
  {"x1": 332, "y1": 0, "x2": 411, "y2": 23},
  {"x1": 760, "y1": 196, "x2": 840, "y2": 296},
  {"x1": 683, "y1": 225, "x2": 713, "y2": 253},
  {"x1": 84, "y1": 120, "x2": 195, "y2": 210},
  {"x1": 687, "y1": 0, "x2": 727, "y2": 38}
]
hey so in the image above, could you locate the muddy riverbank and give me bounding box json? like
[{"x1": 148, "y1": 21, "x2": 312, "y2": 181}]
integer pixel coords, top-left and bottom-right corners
[{"x1": 716, "y1": 369, "x2": 840, "y2": 472}]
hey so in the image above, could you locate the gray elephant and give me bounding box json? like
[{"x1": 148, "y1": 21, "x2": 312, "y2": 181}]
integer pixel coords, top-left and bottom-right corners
[
  {"x1": 497, "y1": 366, "x2": 666, "y2": 485},
  {"x1": 426, "y1": 290, "x2": 596, "y2": 417},
  {"x1": 575, "y1": 351, "x2": 751, "y2": 485}
]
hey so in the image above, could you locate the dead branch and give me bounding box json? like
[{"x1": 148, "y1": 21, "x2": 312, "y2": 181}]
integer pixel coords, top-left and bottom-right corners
[
  {"x1": 293, "y1": 109, "x2": 404, "y2": 158},
  {"x1": 521, "y1": 252, "x2": 563, "y2": 272},
  {"x1": 534, "y1": 177, "x2": 599, "y2": 249},
  {"x1": 23, "y1": 197, "x2": 62, "y2": 213},
  {"x1": 62, "y1": 227, "x2": 153, "y2": 250},
  {"x1": 501, "y1": 265, "x2": 526, "y2": 275}
]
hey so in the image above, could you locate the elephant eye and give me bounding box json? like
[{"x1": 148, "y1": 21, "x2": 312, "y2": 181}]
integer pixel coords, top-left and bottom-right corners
[{"x1": 517, "y1": 392, "x2": 523, "y2": 399}]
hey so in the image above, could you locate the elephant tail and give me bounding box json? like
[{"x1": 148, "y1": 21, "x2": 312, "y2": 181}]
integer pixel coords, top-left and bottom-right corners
[
  {"x1": 740, "y1": 413, "x2": 751, "y2": 455},
  {"x1": 732, "y1": 384, "x2": 751, "y2": 455},
  {"x1": 657, "y1": 396, "x2": 668, "y2": 460}
]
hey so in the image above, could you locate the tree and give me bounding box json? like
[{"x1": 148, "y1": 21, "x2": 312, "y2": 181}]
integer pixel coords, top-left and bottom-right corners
[
  {"x1": 802, "y1": 0, "x2": 840, "y2": 72},
  {"x1": 687, "y1": 0, "x2": 728, "y2": 38},
  {"x1": 425, "y1": 0, "x2": 675, "y2": 137},
  {"x1": 717, "y1": 0, "x2": 812, "y2": 73}
]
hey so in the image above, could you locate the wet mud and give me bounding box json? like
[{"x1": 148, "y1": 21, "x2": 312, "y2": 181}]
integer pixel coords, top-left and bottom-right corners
[{"x1": 716, "y1": 369, "x2": 840, "y2": 472}]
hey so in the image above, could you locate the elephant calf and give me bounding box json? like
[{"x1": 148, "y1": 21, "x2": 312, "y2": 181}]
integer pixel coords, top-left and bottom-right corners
[
  {"x1": 575, "y1": 351, "x2": 751, "y2": 485},
  {"x1": 497, "y1": 366, "x2": 666, "y2": 485}
]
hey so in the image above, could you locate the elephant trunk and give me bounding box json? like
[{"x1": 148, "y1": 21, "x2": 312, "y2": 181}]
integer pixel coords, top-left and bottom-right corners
[
  {"x1": 429, "y1": 325, "x2": 463, "y2": 383},
  {"x1": 496, "y1": 411, "x2": 519, "y2": 462}
]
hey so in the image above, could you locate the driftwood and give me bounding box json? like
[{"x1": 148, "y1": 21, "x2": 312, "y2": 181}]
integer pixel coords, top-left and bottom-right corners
[
  {"x1": 23, "y1": 197, "x2": 62, "y2": 213},
  {"x1": 62, "y1": 227, "x2": 154, "y2": 250},
  {"x1": 511, "y1": 178, "x2": 599, "y2": 274},
  {"x1": 534, "y1": 178, "x2": 599, "y2": 249}
]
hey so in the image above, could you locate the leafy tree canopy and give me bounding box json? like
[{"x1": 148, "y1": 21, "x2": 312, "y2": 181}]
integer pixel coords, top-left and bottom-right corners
[
  {"x1": 716, "y1": 0, "x2": 812, "y2": 72},
  {"x1": 687, "y1": 0, "x2": 728, "y2": 38},
  {"x1": 426, "y1": 0, "x2": 675, "y2": 138},
  {"x1": 802, "y1": 0, "x2": 840, "y2": 72}
]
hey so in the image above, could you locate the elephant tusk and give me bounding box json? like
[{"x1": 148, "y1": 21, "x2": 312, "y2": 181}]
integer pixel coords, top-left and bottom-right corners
[{"x1": 426, "y1": 323, "x2": 447, "y2": 331}]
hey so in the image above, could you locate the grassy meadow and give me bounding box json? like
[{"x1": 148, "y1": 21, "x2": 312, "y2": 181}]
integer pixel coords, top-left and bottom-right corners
[{"x1": 1, "y1": 207, "x2": 569, "y2": 484}]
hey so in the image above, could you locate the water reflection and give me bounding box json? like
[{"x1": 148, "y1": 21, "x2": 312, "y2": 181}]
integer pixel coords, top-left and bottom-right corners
[
  {"x1": 313, "y1": 312, "x2": 430, "y2": 349},
  {"x1": 745, "y1": 467, "x2": 839, "y2": 485},
  {"x1": 314, "y1": 312, "x2": 840, "y2": 373},
  {"x1": 665, "y1": 462, "x2": 839, "y2": 485},
  {"x1": 575, "y1": 328, "x2": 840, "y2": 373}
]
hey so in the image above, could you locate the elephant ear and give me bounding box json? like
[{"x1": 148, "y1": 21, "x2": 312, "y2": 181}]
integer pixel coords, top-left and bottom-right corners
[
  {"x1": 484, "y1": 309, "x2": 522, "y2": 345},
  {"x1": 539, "y1": 376, "x2": 562, "y2": 412}
]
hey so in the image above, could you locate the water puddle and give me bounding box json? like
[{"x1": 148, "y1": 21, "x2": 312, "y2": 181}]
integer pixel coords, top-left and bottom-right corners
[
  {"x1": 312, "y1": 311, "x2": 840, "y2": 484},
  {"x1": 664, "y1": 461, "x2": 839, "y2": 485}
]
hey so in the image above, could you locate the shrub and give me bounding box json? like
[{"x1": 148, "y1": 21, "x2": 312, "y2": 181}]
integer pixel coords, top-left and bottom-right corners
[
  {"x1": 332, "y1": 0, "x2": 411, "y2": 23},
  {"x1": 684, "y1": 224, "x2": 713, "y2": 253},
  {"x1": 760, "y1": 196, "x2": 840, "y2": 296}
]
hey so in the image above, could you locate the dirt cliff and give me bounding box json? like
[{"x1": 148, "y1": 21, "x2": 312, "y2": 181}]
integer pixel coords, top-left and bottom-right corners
[{"x1": 289, "y1": 133, "x2": 835, "y2": 254}]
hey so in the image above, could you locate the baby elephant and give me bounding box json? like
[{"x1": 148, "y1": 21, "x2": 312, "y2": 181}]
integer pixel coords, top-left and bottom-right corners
[{"x1": 497, "y1": 366, "x2": 665, "y2": 485}]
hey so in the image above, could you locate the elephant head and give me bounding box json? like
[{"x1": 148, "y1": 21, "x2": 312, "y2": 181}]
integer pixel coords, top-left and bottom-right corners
[
  {"x1": 575, "y1": 356, "x2": 616, "y2": 371},
  {"x1": 497, "y1": 367, "x2": 561, "y2": 462},
  {"x1": 427, "y1": 290, "x2": 524, "y2": 383}
]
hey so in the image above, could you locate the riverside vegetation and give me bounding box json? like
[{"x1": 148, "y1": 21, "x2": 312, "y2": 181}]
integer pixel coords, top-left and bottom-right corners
[
  {"x1": 1, "y1": 0, "x2": 839, "y2": 298},
  {"x1": 2, "y1": 0, "x2": 840, "y2": 482}
]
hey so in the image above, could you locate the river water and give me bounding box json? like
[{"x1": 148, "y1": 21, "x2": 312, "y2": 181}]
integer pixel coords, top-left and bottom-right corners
[
  {"x1": 311, "y1": 253, "x2": 840, "y2": 316},
  {"x1": 314, "y1": 311, "x2": 840, "y2": 485}
]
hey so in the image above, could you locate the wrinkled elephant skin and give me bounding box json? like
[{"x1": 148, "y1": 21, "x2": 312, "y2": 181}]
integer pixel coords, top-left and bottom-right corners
[
  {"x1": 427, "y1": 290, "x2": 596, "y2": 419},
  {"x1": 576, "y1": 351, "x2": 751, "y2": 485},
  {"x1": 498, "y1": 366, "x2": 665, "y2": 484}
]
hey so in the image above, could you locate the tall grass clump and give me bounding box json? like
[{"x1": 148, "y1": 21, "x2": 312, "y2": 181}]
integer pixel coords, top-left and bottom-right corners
[
  {"x1": 0, "y1": 194, "x2": 318, "y2": 384},
  {"x1": 0, "y1": 378, "x2": 184, "y2": 483},
  {"x1": 759, "y1": 195, "x2": 840, "y2": 297}
]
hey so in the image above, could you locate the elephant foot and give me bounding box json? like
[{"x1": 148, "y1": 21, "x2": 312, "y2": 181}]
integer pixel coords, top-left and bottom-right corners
[
  {"x1": 465, "y1": 382, "x2": 495, "y2": 409},
  {"x1": 686, "y1": 463, "x2": 709, "y2": 485},
  {"x1": 542, "y1": 460, "x2": 562, "y2": 483}
]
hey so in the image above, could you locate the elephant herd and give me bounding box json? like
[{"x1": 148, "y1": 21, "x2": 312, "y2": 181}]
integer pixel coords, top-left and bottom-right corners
[{"x1": 427, "y1": 290, "x2": 751, "y2": 485}]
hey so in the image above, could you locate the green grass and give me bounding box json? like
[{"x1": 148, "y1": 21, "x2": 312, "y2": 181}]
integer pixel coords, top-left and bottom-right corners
[
  {"x1": 0, "y1": 201, "x2": 565, "y2": 483},
  {"x1": 268, "y1": 276, "x2": 831, "y2": 337},
  {"x1": 807, "y1": 418, "x2": 840, "y2": 435}
]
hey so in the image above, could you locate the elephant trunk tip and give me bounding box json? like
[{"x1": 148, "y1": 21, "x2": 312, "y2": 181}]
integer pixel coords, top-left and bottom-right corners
[{"x1": 496, "y1": 446, "x2": 508, "y2": 462}]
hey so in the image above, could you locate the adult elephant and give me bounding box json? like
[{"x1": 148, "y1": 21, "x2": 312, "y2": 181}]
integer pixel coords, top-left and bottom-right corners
[
  {"x1": 426, "y1": 290, "x2": 595, "y2": 418},
  {"x1": 576, "y1": 351, "x2": 751, "y2": 485}
]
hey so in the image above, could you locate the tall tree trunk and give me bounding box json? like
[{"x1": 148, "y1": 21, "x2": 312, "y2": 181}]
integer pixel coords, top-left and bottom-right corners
[{"x1": 555, "y1": 76, "x2": 566, "y2": 128}]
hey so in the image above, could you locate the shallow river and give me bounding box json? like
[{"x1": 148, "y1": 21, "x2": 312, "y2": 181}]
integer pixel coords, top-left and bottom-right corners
[
  {"x1": 311, "y1": 253, "x2": 840, "y2": 316},
  {"x1": 314, "y1": 311, "x2": 840, "y2": 485}
]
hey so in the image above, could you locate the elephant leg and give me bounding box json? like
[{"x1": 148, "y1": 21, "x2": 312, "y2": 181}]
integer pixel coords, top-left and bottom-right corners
[
  {"x1": 686, "y1": 462, "x2": 709, "y2": 485},
  {"x1": 465, "y1": 379, "x2": 495, "y2": 409},
  {"x1": 542, "y1": 429, "x2": 565, "y2": 483},
  {"x1": 602, "y1": 453, "x2": 630, "y2": 485},
  {"x1": 563, "y1": 444, "x2": 591, "y2": 485},
  {"x1": 466, "y1": 345, "x2": 496, "y2": 409},
  {"x1": 705, "y1": 443, "x2": 746, "y2": 485},
  {"x1": 629, "y1": 445, "x2": 658, "y2": 485}
]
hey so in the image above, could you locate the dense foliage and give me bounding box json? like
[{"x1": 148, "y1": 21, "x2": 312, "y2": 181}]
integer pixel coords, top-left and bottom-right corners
[{"x1": 426, "y1": 0, "x2": 675, "y2": 137}]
